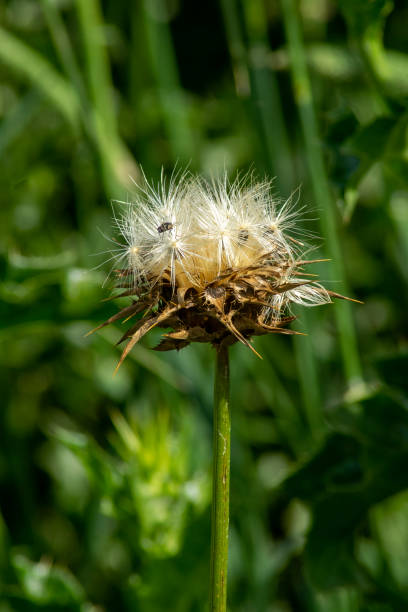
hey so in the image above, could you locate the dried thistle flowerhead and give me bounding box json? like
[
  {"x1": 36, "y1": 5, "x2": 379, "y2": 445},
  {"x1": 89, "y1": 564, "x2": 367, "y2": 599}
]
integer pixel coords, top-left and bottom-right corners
[{"x1": 90, "y1": 171, "x2": 356, "y2": 370}]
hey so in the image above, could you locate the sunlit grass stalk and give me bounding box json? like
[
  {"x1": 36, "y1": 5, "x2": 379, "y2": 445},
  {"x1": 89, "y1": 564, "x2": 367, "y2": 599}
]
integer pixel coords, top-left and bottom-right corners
[
  {"x1": 41, "y1": 0, "x2": 87, "y2": 103},
  {"x1": 280, "y1": 0, "x2": 363, "y2": 385},
  {"x1": 141, "y1": 0, "x2": 195, "y2": 161},
  {"x1": 242, "y1": 0, "x2": 292, "y2": 192},
  {"x1": 221, "y1": 0, "x2": 324, "y2": 437},
  {"x1": 41, "y1": 0, "x2": 138, "y2": 195},
  {"x1": 74, "y1": 0, "x2": 117, "y2": 140},
  {"x1": 210, "y1": 345, "x2": 230, "y2": 612},
  {"x1": 219, "y1": 0, "x2": 250, "y2": 98},
  {"x1": 74, "y1": 0, "x2": 138, "y2": 195},
  {"x1": 222, "y1": 0, "x2": 292, "y2": 190}
]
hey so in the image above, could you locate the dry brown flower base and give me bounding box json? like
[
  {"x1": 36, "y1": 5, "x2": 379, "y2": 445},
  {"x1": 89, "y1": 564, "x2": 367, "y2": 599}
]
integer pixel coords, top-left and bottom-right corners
[{"x1": 89, "y1": 256, "x2": 358, "y2": 372}]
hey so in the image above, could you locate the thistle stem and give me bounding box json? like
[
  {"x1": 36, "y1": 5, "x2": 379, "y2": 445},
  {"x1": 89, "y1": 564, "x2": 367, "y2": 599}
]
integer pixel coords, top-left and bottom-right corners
[{"x1": 210, "y1": 344, "x2": 231, "y2": 612}]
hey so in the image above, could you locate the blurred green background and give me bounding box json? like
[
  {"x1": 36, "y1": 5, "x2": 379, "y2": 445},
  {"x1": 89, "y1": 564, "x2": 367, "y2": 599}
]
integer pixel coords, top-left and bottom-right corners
[{"x1": 1, "y1": 0, "x2": 408, "y2": 610}]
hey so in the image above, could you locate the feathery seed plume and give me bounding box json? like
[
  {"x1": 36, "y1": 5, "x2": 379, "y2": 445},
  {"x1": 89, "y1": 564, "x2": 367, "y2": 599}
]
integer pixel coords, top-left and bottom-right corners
[{"x1": 90, "y1": 171, "x2": 357, "y2": 369}]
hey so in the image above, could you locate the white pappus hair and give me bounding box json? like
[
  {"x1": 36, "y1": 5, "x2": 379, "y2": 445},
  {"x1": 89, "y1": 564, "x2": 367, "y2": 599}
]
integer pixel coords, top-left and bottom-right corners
[{"x1": 107, "y1": 170, "x2": 331, "y2": 320}]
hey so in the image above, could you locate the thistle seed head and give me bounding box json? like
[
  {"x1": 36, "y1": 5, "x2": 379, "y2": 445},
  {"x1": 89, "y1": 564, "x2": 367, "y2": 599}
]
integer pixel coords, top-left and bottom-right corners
[{"x1": 91, "y1": 171, "x2": 357, "y2": 368}]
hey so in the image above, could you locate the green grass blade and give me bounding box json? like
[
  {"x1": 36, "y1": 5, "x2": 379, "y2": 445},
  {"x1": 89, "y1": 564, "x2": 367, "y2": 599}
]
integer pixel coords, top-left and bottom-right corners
[
  {"x1": 222, "y1": 0, "x2": 324, "y2": 436},
  {"x1": 240, "y1": 0, "x2": 293, "y2": 191},
  {"x1": 281, "y1": 0, "x2": 363, "y2": 385},
  {"x1": 74, "y1": 0, "x2": 139, "y2": 195},
  {"x1": 141, "y1": 0, "x2": 195, "y2": 161},
  {"x1": 219, "y1": 0, "x2": 250, "y2": 97},
  {"x1": 0, "y1": 26, "x2": 79, "y2": 128},
  {"x1": 74, "y1": 0, "x2": 117, "y2": 140},
  {"x1": 40, "y1": 0, "x2": 88, "y2": 104}
]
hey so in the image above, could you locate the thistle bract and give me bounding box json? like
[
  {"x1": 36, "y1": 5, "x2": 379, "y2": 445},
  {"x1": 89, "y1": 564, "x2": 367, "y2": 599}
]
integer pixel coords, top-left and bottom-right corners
[{"x1": 92, "y1": 172, "x2": 354, "y2": 369}]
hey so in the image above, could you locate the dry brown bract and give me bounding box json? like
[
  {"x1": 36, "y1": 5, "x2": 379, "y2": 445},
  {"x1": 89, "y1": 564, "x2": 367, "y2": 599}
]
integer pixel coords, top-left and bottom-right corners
[
  {"x1": 89, "y1": 173, "x2": 363, "y2": 369},
  {"x1": 88, "y1": 254, "x2": 357, "y2": 373}
]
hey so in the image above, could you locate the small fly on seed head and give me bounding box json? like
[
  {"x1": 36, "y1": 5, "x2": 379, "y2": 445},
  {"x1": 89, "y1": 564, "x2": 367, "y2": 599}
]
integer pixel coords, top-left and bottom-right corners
[
  {"x1": 89, "y1": 170, "x2": 361, "y2": 367},
  {"x1": 157, "y1": 221, "x2": 174, "y2": 234}
]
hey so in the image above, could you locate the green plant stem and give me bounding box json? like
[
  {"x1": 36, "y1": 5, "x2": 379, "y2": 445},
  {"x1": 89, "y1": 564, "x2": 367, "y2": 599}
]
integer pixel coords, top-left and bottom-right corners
[
  {"x1": 210, "y1": 345, "x2": 231, "y2": 612},
  {"x1": 281, "y1": 0, "x2": 363, "y2": 385}
]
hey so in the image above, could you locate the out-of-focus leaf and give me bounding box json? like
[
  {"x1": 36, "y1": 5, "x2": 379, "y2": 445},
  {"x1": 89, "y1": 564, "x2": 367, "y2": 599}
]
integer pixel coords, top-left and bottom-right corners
[
  {"x1": 282, "y1": 392, "x2": 408, "y2": 590},
  {"x1": 62, "y1": 268, "x2": 105, "y2": 315},
  {"x1": 7, "y1": 251, "x2": 76, "y2": 272},
  {"x1": 0, "y1": 90, "x2": 41, "y2": 156},
  {"x1": 374, "y1": 353, "x2": 408, "y2": 394},
  {"x1": 382, "y1": 50, "x2": 408, "y2": 97},
  {"x1": 0, "y1": 511, "x2": 8, "y2": 570},
  {"x1": 272, "y1": 44, "x2": 408, "y2": 96},
  {"x1": 98, "y1": 326, "x2": 191, "y2": 392},
  {"x1": 305, "y1": 443, "x2": 408, "y2": 589},
  {"x1": 306, "y1": 44, "x2": 360, "y2": 82},
  {"x1": 281, "y1": 433, "x2": 363, "y2": 502},
  {"x1": 49, "y1": 426, "x2": 122, "y2": 496},
  {"x1": 305, "y1": 494, "x2": 363, "y2": 589},
  {"x1": 11, "y1": 552, "x2": 86, "y2": 605},
  {"x1": 330, "y1": 391, "x2": 408, "y2": 452},
  {"x1": 49, "y1": 414, "x2": 210, "y2": 560},
  {"x1": 371, "y1": 490, "x2": 408, "y2": 592},
  {"x1": 338, "y1": 0, "x2": 393, "y2": 37},
  {"x1": 0, "y1": 26, "x2": 80, "y2": 127},
  {"x1": 342, "y1": 112, "x2": 408, "y2": 220},
  {"x1": 346, "y1": 117, "x2": 396, "y2": 160},
  {"x1": 313, "y1": 586, "x2": 361, "y2": 612}
]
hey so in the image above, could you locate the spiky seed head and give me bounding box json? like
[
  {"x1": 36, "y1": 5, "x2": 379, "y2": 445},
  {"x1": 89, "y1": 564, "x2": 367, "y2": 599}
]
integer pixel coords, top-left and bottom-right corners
[{"x1": 91, "y1": 171, "x2": 358, "y2": 368}]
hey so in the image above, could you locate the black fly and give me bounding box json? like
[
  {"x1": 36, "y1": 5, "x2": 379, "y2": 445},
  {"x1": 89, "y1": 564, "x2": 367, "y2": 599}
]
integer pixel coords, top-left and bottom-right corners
[{"x1": 157, "y1": 222, "x2": 174, "y2": 234}]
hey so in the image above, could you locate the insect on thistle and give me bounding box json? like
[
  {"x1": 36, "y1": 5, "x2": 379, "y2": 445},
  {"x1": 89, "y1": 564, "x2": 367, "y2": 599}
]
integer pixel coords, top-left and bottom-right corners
[
  {"x1": 89, "y1": 172, "x2": 362, "y2": 370},
  {"x1": 157, "y1": 221, "x2": 174, "y2": 234}
]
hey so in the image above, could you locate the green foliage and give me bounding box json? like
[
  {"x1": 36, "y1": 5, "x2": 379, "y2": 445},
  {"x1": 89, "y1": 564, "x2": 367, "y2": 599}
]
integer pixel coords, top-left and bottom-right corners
[
  {"x1": 283, "y1": 390, "x2": 408, "y2": 595},
  {"x1": 11, "y1": 554, "x2": 86, "y2": 608},
  {"x1": 50, "y1": 409, "x2": 210, "y2": 559},
  {"x1": 0, "y1": 0, "x2": 407, "y2": 610},
  {"x1": 338, "y1": 0, "x2": 393, "y2": 38}
]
